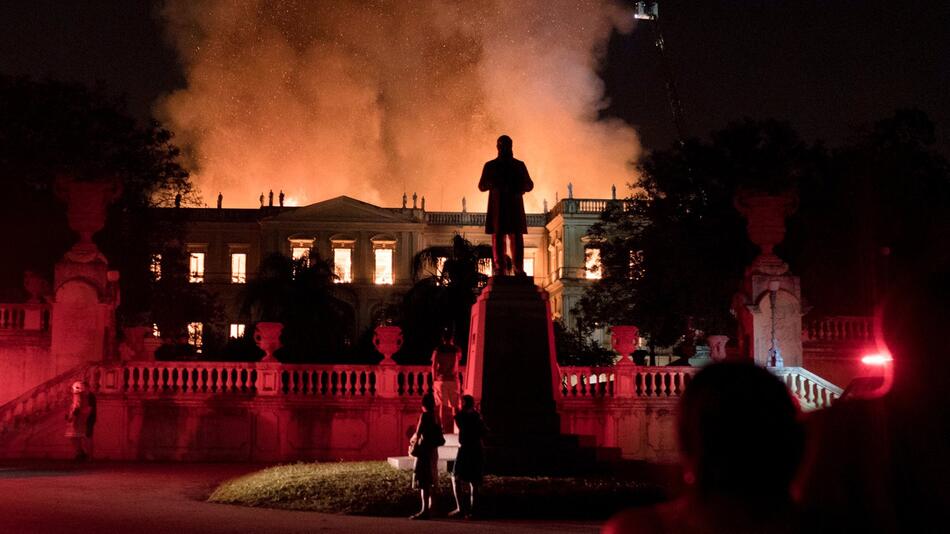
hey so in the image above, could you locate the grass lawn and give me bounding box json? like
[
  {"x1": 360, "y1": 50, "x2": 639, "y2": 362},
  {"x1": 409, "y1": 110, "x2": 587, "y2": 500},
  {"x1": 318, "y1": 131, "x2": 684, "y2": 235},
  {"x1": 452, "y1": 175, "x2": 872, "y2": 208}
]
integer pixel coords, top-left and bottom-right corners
[{"x1": 208, "y1": 461, "x2": 667, "y2": 519}]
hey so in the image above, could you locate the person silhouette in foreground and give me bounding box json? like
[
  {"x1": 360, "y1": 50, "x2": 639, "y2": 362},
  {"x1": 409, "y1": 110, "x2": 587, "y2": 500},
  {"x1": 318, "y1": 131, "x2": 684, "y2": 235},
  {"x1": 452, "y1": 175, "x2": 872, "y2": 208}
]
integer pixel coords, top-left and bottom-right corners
[
  {"x1": 409, "y1": 392, "x2": 445, "y2": 519},
  {"x1": 604, "y1": 361, "x2": 804, "y2": 534},
  {"x1": 796, "y1": 268, "x2": 950, "y2": 532},
  {"x1": 431, "y1": 331, "x2": 461, "y2": 432},
  {"x1": 450, "y1": 395, "x2": 485, "y2": 519},
  {"x1": 478, "y1": 134, "x2": 533, "y2": 276}
]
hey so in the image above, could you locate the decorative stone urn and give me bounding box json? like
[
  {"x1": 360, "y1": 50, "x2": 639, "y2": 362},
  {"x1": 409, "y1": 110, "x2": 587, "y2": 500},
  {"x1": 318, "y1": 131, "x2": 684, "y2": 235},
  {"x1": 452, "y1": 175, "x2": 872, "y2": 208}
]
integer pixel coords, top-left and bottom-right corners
[
  {"x1": 23, "y1": 271, "x2": 50, "y2": 303},
  {"x1": 54, "y1": 176, "x2": 122, "y2": 263},
  {"x1": 611, "y1": 325, "x2": 639, "y2": 365},
  {"x1": 707, "y1": 335, "x2": 730, "y2": 361},
  {"x1": 734, "y1": 190, "x2": 797, "y2": 275},
  {"x1": 254, "y1": 322, "x2": 284, "y2": 362},
  {"x1": 373, "y1": 325, "x2": 403, "y2": 365}
]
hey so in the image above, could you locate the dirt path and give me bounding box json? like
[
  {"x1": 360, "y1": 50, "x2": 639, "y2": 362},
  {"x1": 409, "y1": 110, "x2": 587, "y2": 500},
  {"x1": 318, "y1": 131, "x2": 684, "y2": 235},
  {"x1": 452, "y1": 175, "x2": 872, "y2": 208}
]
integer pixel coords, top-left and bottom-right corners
[{"x1": 0, "y1": 462, "x2": 601, "y2": 534}]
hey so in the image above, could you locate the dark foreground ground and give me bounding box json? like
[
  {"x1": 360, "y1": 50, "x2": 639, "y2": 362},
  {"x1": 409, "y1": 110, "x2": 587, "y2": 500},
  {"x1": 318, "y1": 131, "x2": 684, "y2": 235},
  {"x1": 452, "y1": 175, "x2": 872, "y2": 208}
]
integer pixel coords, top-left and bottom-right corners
[{"x1": 0, "y1": 461, "x2": 602, "y2": 534}]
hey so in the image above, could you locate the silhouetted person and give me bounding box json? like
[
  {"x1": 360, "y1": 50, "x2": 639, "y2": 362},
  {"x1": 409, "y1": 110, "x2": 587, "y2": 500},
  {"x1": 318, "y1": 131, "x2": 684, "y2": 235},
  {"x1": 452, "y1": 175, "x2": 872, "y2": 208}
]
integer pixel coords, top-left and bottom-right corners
[
  {"x1": 259, "y1": 192, "x2": 264, "y2": 207},
  {"x1": 431, "y1": 331, "x2": 461, "y2": 431},
  {"x1": 279, "y1": 190, "x2": 285, "y2": 207},
  {"x1": 268, "y1": 189, "x2": 274, "y2": 207},
  {"x1": 409, "y1": 393, "x2": 445, "y2": 519},
  {"x1": 451, "y1": 395, "x2": 485, "y2": 519},
  {"x1": 605, "y1": 362, "x2": 804, "y2": 534},
  {"x1": 217, "y1": 192, "x2": 223, "y2": 209},
  {"x1": 796, "y1": 269, "x2": 950, "y2": 533},
  {"x1": 479, "y1": 135, "x2": 533, "y2": 276},
  {"x1": 174, "y1": 193, "x2": 181, "y2": 208},
  {"x1": 65, "y1": 380, "x2": 96, "y2": 461}
]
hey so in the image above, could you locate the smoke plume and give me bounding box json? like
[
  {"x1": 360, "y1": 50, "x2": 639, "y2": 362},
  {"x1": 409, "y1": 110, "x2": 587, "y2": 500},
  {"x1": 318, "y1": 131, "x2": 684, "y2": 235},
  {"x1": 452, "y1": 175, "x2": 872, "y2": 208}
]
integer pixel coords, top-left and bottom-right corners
[{"x1": 157, "y1": 0, "x2": 640, "y2": 210}]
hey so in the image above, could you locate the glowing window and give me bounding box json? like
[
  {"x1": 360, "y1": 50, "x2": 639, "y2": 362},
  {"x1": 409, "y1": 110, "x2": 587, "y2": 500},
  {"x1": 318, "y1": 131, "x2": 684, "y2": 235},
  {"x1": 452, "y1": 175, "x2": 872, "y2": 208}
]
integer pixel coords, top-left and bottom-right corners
[
  {"x1": 524, "y1": 247, "x2": 536, "y2": 277},
  {"x1": 524, "y1": 257, "x2": 535, "y2": 277},
  {"x1": 189, "y1": 252, "x2": 205, "y2": 283},
  {"x1": 477, "y1": 258, "x2": 493, "y2": 277},
  {"x1": 187, "y1": 322, "x2": 203, "y2": 352},
  {"x1": 230, "y1": 253, "x2": 247, "y2": 283},
  {"x1": 585, "y1": 248, "x2": 602, "y2": 280},
  {"x1": 374, "y1": 248, "x2": 394, "y2": 285},
  {"x1": 333, "y1": 247, "x2": 352, "y2": 283},
  {"x1": 290, "y1": 239, "x2": 313, "y2": 262},
  {"x1": 229, "y1": 323, "x2": 246, "y2": 338},
  {"x1": 150, "y1": 254, "x2": 161, "y2": 280}
]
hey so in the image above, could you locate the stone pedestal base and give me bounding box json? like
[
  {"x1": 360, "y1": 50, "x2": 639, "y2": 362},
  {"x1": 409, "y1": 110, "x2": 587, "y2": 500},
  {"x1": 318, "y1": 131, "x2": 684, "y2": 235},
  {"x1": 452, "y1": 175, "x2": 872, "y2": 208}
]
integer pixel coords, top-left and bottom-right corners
[{"x1": 464, "y1": 276, "x2": 597, "y2": 474}]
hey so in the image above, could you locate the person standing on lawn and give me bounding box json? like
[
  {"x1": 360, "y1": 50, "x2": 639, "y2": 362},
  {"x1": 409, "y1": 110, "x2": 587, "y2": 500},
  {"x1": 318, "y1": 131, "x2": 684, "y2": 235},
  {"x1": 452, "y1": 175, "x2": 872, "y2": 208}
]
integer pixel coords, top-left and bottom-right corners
[
  {"x1": 451, "y1": 395, "x2": 485, "y2": 518},
  {"x1": 409, "y1": 393, "x2": 445, "y2": 519}
]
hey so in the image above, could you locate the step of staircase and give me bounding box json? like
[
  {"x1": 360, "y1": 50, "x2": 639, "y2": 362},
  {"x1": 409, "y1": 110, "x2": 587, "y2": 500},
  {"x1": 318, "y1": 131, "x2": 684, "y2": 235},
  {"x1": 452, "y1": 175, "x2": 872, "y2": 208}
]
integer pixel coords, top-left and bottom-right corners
[{"x1": 387, "y1": 433, "x2": 459, "y2": 472}]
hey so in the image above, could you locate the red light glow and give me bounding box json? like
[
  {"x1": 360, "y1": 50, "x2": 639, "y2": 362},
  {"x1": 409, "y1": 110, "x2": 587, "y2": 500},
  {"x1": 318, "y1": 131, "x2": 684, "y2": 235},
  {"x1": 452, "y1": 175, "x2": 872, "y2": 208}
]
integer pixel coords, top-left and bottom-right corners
[{"x1": 861, "y1": 353, "x2": 893, "y2": 366}]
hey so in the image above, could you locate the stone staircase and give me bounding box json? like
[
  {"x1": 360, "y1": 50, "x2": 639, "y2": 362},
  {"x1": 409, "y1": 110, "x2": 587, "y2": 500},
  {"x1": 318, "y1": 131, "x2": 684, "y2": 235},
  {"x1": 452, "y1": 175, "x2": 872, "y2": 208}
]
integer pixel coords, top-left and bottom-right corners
[{"x1": 0, "y1": 363, "x2": 95, "y2": 459}]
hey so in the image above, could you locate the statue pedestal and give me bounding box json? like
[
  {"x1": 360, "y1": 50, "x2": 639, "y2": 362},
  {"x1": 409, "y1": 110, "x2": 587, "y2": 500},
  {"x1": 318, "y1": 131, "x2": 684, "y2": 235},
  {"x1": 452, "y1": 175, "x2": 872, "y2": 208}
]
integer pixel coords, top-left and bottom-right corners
[{"x1": 465, "y1": 276, "x2": 597, "y2": 474}]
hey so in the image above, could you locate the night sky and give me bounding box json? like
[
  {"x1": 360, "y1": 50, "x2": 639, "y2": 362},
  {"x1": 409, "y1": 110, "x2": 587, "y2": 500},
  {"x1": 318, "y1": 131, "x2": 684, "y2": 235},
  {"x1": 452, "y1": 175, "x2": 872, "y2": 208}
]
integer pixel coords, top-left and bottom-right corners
[{"x1": 1, "y1": 0, "x2": 947, "y2": 155}]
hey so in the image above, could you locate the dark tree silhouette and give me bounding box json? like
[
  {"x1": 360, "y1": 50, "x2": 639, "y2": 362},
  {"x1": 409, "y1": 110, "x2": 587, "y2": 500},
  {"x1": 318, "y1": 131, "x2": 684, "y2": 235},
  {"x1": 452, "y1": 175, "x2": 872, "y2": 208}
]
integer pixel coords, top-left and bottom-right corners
[
  {"x1": 577, "y1": 119, "x2": 819, "y2": 357},
  {"x1": 0, "y1": 76, "x2": 195, "y2": 328}
]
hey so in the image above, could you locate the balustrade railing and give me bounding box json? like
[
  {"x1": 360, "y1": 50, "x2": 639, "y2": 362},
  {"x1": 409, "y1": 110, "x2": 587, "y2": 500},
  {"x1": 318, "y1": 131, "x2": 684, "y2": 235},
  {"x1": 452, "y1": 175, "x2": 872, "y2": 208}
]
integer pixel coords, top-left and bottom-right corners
[
  {"x1": 559, "y1": 365, "x2": 697, "y2": 399},
  {"x1": 0, "y1": 364, "x2": 92, "y2": 436},
  {"x1": 425, "y1": 212, "x2": 546, "y2": 227},
  {"x1": 547, "y1": 198, "x2": 632, "y2": 219},
  {"x1": 85, "y1": 361, "x2": 439, "y2": 399},
  {"x1": 117, "y1": 362, "x2": 258, "y2": 395},
  {"x1": 773, "y1": 367, "x2": 842, "y2": 410},
  {"x1": 803, "y1": 315, "x2": 873, "y2": 342},
  {"x1": 282, "y1": 365, "x2": 377, "y2": 397},
  {"x1": 560, "y1": 365, "x2": 838, "y2": 410},
  {"x1": 0, "y1": 303, "x2": 50, "y2": 331}
]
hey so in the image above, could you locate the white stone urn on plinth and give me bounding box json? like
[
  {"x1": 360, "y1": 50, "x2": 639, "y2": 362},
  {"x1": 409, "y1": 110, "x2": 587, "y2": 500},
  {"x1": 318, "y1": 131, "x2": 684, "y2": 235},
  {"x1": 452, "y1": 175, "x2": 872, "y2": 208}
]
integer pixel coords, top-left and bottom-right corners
[
  {"x1": 373, "y1": 325, "x2": 403, "y2": 365},
  {"x1": 707, "y1": 335, "x2": 730, "y2": 361},
  {"x1": 611, "y1": 325, "x2": 639, "y2": 365},
  {"x1": 254, "y1": 322, "x2": 284, "y2": 362}
]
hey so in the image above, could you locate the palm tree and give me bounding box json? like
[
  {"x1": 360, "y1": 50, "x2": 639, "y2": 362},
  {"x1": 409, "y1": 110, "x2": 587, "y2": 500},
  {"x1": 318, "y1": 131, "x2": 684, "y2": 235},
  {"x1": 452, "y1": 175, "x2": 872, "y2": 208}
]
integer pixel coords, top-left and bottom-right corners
[
  {"x1": 240, "y1": 251, "x2": 354, "y2": 362},
  {"x1": 400, "y1": 235, "x2": 492, "y2": 362}
]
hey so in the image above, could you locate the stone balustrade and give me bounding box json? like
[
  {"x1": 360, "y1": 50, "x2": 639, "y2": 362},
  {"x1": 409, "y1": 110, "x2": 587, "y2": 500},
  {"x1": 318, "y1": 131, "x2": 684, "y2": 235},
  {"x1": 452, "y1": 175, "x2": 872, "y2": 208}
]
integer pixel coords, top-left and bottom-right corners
[
  {"x1": 0, "y1": 364, "x2": 92, "y2": 437},
  {"x1": 425, "y1": 211, "x2": 547, "y2": 227},
  {"x1": 773, "y1": 367, "x2": 842, "y2": 410},
  {"x1": 0, "y1": 303, "x2": 51, "y2": 331},
  {"x1": 803, "y1": 315, "x2": 874, "y2": 342},
  {"x1": 87, "y1": 361, "x2": 439, "y2": 399},
  {"x1": 560, "y1": 365, "x2": 697, "y2": 399},
  {"x1": 560, "y1": 364, "x2": 839, "y2": 411}
]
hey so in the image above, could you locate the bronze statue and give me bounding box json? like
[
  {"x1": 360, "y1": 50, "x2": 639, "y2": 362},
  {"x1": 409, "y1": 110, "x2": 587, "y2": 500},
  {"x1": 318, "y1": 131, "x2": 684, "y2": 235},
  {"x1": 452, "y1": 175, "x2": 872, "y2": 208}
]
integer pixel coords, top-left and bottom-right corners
[{"x1": 478, "y1": 135, "x2": 534, "y2": 276}]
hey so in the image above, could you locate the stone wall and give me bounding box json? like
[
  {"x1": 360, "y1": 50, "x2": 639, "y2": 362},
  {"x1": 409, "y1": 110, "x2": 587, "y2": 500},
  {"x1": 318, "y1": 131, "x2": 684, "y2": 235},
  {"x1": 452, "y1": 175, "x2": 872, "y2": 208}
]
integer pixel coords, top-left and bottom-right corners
[{"x1": 0, "y1": 332, "x2": 53, "y2": 405}]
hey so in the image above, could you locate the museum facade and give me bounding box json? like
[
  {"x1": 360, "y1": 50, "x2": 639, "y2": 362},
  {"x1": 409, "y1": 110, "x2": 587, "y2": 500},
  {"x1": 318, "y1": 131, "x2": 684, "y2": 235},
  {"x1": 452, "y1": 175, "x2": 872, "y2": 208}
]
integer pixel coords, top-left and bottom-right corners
[{"x1": 155, "y1": 195, "x2": 615, "y2": 350}]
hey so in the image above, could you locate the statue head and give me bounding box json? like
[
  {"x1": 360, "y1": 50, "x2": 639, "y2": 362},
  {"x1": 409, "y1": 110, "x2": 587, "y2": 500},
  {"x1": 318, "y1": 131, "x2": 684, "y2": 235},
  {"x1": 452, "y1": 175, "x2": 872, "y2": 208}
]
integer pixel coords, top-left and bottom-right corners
[{"x1": 497, "y1": 135, "x2": 513, "y2": 157}]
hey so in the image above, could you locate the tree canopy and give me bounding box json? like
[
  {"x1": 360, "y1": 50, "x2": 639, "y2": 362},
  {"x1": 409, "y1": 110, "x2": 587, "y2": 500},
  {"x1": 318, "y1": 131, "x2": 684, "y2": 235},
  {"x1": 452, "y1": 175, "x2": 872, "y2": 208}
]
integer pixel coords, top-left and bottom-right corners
[
  {"x1": 577, "y1": 112, "x2": 950, "y2": 352},
  {"x1": 0, "y1": 76, "x2": 196, "y2": 326}
]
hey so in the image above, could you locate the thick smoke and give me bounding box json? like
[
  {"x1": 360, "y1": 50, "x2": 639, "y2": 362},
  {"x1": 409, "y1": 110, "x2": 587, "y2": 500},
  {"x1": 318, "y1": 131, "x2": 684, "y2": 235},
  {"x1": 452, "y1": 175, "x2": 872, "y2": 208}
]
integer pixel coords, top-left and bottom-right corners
[{"x1": 157, "y1": 0, "x2": 640, "y2": 210}]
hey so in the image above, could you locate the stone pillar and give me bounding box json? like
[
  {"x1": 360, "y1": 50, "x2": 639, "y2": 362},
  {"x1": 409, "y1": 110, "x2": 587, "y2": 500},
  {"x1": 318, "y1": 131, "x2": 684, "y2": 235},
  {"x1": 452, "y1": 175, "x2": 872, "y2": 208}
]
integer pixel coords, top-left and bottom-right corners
[
  {"x1": 733, "y1": 191, "x2": 803, "y2": 367},
  {"x1": 50, "y1": 177, "x2": 121, "y2": 375}
]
